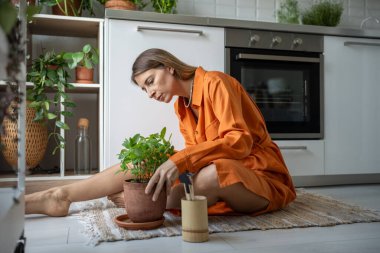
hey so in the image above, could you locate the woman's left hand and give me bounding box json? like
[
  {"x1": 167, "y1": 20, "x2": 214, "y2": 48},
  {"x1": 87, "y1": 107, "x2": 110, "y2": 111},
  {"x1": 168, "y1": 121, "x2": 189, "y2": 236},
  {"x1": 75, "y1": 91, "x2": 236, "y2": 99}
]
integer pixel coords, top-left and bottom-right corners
[{"x1": 145, "y1": 159, "x2": 179, "y2": 201}]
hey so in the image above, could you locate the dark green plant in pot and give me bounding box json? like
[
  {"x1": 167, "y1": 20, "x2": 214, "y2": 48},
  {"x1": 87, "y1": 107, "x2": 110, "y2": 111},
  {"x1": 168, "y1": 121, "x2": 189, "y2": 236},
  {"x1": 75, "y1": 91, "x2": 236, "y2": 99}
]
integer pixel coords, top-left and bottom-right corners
[
  {"x1": 27, "y1": 51, "x2": 76, "y2": 154},
  {"x1": 277, "y1": 0, "x2": 301, "y2": 24},
  {"x1": 302, "y1": 0, "x2": 343, "y2": 27},
  {"x1": 117, "y1": 127, "x2": 175, "y2": 183},
  {"x1": 151, "y1": 0, "x2": 177, "y2": 14},
  {"x1": 63, "y1": 44, "x2": 99, "y2": 69}
]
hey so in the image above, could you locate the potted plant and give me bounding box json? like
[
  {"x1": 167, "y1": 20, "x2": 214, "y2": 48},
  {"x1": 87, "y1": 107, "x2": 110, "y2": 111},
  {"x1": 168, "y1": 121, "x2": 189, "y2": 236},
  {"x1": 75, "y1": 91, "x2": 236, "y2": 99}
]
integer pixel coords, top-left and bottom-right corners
[
  {"x1": 117, "y1": 127, "x2": 175, "y2": 223},
  {"x1": 301, "y1": 0, "x2": 343, "y2": 27},
  {"x1": 277, "y1": 0, "x2": 301, "y2": 24},
  {"x1": 63, "y1": 44, "x2": 99, "y2": 84},
  {"x1": 27, "y1": 50, "x2": 76, "y2": 155}
]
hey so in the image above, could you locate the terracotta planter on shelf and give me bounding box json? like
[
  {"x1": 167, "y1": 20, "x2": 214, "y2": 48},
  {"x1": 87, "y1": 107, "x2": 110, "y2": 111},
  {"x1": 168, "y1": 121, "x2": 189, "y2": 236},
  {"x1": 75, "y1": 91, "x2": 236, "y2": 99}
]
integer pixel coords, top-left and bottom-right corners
[
  {"x1": 0, "y1": 101, "x2": 48, "y2": 170},
  {"x1": 123, "y1": 180, "x2": 167, "y2": 223},
  {"x1": 75, "y1": 66, "x2": 94, "y2": 84},
  {"x1": 105, "y1": 0, "x2": 136, "y2": 10}
]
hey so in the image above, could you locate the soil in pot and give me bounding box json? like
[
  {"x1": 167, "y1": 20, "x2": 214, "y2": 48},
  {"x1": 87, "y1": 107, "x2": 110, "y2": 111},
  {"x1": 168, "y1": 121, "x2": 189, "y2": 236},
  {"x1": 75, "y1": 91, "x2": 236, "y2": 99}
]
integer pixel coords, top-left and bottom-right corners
[{"x1": 123, "y1": 180, "x2": 167, "y2": 223}]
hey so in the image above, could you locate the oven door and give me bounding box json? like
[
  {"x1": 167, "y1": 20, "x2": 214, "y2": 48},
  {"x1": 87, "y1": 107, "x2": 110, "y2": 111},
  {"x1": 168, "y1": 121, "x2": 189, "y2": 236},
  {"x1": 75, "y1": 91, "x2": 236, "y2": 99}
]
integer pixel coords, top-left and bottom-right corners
[{"x1": 226, "y1": 47, "x2": 323, "y2": 139}]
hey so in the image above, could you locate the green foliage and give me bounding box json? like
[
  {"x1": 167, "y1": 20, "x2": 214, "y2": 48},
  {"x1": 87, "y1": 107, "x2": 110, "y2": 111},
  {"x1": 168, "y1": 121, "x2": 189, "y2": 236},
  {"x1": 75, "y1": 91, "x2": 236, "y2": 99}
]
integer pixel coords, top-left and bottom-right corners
[
  {"x1": 277, "y1": 0, "x2": 300, "y2": 24},
  {"x1": 302, "y1": 0, "x2": 343, "y2": 27},
  {"x1": 39, "y1": 0, "x2": 96, "y2": 16},
  {"x1": 117, "y1": 127, "x2": 175, "y2": 183},
  {"x1": 63, "y1": 44, "x2": 99, "y2": 69},
  {"x1": 0, "y1": 0, "x2": 18, "y2": 34},
  {"x1": 132, "y1": 0, "x2": 147, "y2": 10},
  {"x1": 27, "y1": 51, "x2": 76, "y2": 155},
  {"x1": 151, "y1": 0, "x2": 177, "y2": 14}
]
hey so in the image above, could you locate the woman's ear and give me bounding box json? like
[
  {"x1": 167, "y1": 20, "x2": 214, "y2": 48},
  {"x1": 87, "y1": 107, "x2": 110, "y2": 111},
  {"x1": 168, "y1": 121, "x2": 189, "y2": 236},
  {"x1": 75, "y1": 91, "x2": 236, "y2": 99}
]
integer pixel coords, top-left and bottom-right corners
[{"x1": 169, "y1": 67, "x2": 175, "y2": 75}]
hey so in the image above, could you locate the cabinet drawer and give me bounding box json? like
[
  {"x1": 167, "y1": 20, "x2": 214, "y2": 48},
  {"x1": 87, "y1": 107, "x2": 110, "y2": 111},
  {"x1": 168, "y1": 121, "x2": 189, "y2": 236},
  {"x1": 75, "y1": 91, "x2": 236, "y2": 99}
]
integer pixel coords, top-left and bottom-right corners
[{"x1": 274, "y1": 140, "x2": 324, "y2": 176}]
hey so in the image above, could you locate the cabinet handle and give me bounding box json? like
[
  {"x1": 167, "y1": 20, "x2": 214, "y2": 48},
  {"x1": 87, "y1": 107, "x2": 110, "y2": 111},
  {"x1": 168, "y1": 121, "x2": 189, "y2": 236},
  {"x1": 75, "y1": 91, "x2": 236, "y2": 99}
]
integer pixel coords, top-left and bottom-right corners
[
  {"x1": 279, "y1": 146, "x2": 307, "y2": 150},
  {"x1": 344, "y1": 41, "x2": 380, "y2": 47},
  {"x1": 136, "y1": 26, "x2": 203, "y2": 36}
]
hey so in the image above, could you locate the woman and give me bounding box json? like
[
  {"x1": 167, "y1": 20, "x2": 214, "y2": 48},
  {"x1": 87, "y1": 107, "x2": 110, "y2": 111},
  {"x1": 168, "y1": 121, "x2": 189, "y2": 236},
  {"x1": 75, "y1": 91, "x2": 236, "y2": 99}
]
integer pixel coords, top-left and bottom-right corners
[{"x1": 25, "y1": 48, "x2": 296, "y2": 217}]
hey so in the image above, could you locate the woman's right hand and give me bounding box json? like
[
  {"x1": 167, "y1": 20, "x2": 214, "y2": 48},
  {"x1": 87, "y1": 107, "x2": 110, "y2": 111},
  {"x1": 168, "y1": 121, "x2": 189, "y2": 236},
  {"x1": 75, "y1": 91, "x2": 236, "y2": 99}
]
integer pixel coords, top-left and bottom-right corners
[{"x1": 145, "y1": 159, "x2": 179, "y2": 201}]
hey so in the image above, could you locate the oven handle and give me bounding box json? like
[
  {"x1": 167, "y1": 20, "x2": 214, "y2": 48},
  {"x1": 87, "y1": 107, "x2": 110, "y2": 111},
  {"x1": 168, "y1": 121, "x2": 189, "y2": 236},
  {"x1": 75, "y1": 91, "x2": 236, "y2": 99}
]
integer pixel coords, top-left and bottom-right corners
[
  {"x1": 237, "y1": 53, "x2": 320, "y2": 63},
  {"x1": 279, "y1": 146, "x2": 308, "y2": 150}
]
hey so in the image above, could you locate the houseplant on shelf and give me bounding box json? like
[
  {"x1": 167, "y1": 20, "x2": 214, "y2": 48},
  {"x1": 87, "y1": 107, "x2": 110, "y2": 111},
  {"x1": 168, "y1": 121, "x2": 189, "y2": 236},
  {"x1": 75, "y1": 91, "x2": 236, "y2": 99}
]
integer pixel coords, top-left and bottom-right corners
[
  {"x1": 27, "y1": 50, "x2": 76, "y2": 156},
  {"x1": 117, "y1": 127, "x2": 175, "y2": 224},
  {"x1": 63, "y1": 44, "x2": 99, "y2": 84}
]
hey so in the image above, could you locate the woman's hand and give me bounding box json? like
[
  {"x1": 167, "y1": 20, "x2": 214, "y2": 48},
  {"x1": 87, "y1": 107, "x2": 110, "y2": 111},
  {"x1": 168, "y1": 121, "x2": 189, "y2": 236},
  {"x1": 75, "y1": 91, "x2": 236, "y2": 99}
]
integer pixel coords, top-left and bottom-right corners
[{"x1": 145, "y1": 159, "x2": 179, "y2": 201}]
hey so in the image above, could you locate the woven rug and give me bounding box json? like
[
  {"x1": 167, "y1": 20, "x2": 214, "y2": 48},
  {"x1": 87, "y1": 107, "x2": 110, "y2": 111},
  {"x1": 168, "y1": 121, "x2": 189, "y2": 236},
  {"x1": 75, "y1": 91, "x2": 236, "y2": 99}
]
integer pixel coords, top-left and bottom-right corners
[{"x1": 70, "y1": 189, "x2": 380, "y2": 245}]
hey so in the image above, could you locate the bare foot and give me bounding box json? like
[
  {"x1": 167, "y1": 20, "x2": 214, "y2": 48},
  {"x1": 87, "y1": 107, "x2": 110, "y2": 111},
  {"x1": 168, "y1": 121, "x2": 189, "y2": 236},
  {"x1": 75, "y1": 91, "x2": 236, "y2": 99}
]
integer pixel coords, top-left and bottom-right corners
[
  {"x1": 25, "y1": 187, "x2": 71, "y2": 217},
  {"x1": 107, "y1": 191, "x2": 125, "y2": 208}
]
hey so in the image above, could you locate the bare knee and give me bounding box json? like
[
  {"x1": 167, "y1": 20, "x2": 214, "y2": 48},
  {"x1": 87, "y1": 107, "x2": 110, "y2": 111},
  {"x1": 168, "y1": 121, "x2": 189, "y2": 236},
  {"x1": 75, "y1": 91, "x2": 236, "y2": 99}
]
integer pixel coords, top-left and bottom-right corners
[{"x1": 193, "y1": 164, "x2": 220, "y2": 204}]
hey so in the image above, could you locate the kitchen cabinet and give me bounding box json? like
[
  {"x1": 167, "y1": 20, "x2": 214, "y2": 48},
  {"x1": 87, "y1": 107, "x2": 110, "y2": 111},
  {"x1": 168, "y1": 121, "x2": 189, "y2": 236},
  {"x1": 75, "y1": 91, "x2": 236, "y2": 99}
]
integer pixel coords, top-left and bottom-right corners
[
  {"x1": 324, "y1": 36, "x2": 380, "y2": 175},
  {"x1": 104, "y1": 20, "x2": 224, "y2": 167},
  {"x1": 275, "y1": 140, "x2": 325, "y2": 176},
  {"x1": 0, "y1": 14, "x2": 104, "y2": 183}
]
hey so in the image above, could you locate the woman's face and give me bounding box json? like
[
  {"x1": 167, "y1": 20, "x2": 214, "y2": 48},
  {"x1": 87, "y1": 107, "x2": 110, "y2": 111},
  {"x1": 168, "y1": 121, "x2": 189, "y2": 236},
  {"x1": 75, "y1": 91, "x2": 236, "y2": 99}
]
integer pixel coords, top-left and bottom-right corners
[{"x1": 134, "y1": 67, "x2": 179, "y2": 103}]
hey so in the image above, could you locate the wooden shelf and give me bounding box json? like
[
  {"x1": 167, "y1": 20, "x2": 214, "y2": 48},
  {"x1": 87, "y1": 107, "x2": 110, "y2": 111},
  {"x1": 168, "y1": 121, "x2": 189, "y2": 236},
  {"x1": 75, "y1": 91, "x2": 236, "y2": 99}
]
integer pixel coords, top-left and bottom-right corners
[{"x1": 28, "y1": 14, "x2": 103, "y2": 38}]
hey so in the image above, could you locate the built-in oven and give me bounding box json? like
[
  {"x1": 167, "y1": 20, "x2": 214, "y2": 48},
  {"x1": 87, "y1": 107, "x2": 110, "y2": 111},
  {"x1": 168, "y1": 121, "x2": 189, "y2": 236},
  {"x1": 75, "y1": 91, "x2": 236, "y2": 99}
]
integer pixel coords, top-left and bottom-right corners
[{"x1": 225, "y1": 28, "x2": 324, "y2": 139}]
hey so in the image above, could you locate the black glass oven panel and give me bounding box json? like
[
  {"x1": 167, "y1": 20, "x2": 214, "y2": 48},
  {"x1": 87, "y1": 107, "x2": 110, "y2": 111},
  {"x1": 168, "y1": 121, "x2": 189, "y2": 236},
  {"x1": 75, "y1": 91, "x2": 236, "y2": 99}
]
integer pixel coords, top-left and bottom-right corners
[{"x1": 229, "y1": 48, "x2": 320, "y2": 134}]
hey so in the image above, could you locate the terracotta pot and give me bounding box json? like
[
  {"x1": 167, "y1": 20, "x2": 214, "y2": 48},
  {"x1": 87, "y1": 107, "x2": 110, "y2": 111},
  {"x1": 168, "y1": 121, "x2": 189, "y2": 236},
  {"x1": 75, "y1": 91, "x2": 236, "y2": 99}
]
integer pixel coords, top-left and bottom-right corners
[
  {"x1": 123, "y1": 180, "x2": 167, "y2": 223},
  {"x1": 105, "y1": 0, "x2": 136, "y2": 10},
  {"x1": 75, "y1": 66, "x2": 94, "y2": 84},
  {"x1": 52, "y1": 0, "x2": 81, "y2": 16},
  {"x1": 1, "y1": 101, "x2": 48, "y2": 170}
]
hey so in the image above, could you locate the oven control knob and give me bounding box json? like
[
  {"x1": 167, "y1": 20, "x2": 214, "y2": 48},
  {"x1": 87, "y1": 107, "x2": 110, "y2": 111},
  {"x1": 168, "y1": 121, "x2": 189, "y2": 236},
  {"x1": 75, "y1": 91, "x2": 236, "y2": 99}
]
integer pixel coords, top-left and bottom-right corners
[
  {"x1": 293, "y1": 38, "x2": 303, "y2": 48},
  {"x1": 271, "y1": 36, "x2": 282, "y2": 47},
  {"x1": 249, "y1": 34, "x2": 260, "y2": 46}
]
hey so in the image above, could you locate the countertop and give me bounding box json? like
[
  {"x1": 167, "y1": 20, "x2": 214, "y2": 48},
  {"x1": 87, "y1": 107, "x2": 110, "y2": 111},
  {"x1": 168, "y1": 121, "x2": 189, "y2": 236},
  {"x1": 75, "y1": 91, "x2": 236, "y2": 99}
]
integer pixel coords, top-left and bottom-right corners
[{"x1": 105, "y1": 9, "x2": 380, "y2": 39}]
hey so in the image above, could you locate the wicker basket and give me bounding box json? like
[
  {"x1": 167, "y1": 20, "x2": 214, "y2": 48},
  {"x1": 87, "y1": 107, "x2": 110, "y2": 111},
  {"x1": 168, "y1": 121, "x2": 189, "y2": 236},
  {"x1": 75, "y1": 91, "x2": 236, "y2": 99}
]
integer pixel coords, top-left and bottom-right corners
[{"x1": 1, "y1": 101, "x2": 48, "y2": 169}]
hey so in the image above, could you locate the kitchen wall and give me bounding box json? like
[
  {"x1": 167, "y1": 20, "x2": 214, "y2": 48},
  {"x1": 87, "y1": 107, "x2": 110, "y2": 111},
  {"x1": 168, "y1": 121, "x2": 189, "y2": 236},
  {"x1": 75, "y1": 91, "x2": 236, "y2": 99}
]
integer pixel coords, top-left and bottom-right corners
[{"x1": 176, "y1": 0, "x2": 380, "y2": 30}]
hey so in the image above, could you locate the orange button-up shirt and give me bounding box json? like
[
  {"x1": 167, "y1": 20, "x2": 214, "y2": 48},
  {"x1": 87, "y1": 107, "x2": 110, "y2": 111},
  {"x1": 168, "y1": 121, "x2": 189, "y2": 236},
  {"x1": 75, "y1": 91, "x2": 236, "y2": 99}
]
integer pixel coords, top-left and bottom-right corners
[{"x1": 170, "y1": 67, "x2": 295, "y2": 214}]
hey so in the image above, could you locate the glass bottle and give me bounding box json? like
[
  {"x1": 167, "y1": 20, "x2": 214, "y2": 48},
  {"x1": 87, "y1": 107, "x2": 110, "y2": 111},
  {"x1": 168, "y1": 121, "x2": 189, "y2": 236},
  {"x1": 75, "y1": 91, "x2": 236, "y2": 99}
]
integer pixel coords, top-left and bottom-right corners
[{"x1": 74, "y1": 118, "x2": 91, "y2": 174}]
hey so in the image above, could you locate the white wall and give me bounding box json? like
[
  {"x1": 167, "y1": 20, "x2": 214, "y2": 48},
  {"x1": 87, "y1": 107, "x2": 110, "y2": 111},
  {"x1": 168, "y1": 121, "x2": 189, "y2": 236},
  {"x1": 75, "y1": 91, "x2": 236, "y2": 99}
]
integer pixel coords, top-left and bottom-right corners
[{"x1": 175, "y1": 0, "x2": 380, "y2": 30}]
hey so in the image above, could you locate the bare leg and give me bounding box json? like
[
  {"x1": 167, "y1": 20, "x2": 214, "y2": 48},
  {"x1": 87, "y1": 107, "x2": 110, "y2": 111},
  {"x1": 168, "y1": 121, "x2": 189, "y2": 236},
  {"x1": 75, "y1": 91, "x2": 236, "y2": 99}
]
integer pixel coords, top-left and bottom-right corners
[
  {"x1": 25, "y1": 163, "x2": 131, "y2": 216},
  {"x1": 166, "y1": 164, "x2": 269, "y2": 213}
]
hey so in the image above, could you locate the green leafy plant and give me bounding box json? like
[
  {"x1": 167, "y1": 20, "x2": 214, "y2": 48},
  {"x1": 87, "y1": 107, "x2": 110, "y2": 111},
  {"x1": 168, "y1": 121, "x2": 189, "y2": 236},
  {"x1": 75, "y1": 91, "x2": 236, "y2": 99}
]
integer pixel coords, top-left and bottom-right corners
[
  {"x1": 132, "y1": 0, "x2": 147, "y2": 10},
  {"x1": 117, "y1": 127, "x2": 175, "y2": 183},
  {"x1": 302, "y1": 0, "x2": 343, "y2": 27},
  {"x1": 277, "y1": 0, "x2": 301, "y2": 24},
  {"x1": 27, "y1": 50, "x2": 76, "y2": 154},
  {"x1": 63, "y1": 44, "x2": 99, "y2": 69},
  {"x1": 151, "y1": 0, "x2": 177, "y2": 14},
  {"x1": 40, "y1": 0, "x2": 96, "y2": 16}
]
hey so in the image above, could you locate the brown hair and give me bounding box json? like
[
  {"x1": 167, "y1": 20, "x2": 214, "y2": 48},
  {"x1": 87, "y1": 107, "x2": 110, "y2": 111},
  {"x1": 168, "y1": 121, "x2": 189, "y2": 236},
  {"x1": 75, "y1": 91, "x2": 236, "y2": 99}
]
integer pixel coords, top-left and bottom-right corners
[{"x1": 131, "y1": 48, "x2": 197, "y2": 84}]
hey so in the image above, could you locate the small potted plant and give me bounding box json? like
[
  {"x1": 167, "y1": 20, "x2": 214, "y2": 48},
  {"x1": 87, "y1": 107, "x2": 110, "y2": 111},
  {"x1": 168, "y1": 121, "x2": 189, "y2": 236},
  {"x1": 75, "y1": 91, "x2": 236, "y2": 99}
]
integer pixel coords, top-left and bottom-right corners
[
  {"x1": 39, "y1": 0, "x2": 96, "y2": 16},
  {"x1": 301, "y1": 0, "x2": 343, "y2": 27},
  {"x1": 117, "y1": 127, "x2": 175, "y2": 224},
  {"x1": 105, "y1": 0, "x2": 146, "y2": 10},
  {"x1": 63, "y1": 44, "x2": 99, "y2": 84},
  {"x1": 27, "y1": 50, "x2": 76, "y2": 155}
]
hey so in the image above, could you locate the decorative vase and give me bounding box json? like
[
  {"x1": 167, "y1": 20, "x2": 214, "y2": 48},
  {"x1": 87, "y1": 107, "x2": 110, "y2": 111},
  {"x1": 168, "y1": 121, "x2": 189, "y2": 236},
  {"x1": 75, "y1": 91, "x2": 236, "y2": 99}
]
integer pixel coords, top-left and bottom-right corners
[
  {"x1": 123, "y1": 180, "x2": 167, "y2": 223},
  {"x1": 75, "y1": 66, "x2": 94, "y2": 84},
  {"x1": 105, "y1": 0, "x2": 136, "y2": 10},
  {"x1": 1, "y1": 101, "x2": 48, "y2": 170}
]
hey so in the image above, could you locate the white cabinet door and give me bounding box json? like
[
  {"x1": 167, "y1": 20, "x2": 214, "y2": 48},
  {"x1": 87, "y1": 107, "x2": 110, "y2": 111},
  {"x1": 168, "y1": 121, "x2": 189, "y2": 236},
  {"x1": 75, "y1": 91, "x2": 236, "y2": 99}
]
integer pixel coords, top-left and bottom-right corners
[
  {"x1": 275, "y1": 140, "x2": 324, "y2": 176},
  {"x1": 324, "y1": 36, "x2": 380, "y2": 175},
  {"x1": 105, "y1": 20, "x2": 224, "y2": 167}
]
